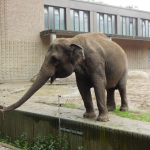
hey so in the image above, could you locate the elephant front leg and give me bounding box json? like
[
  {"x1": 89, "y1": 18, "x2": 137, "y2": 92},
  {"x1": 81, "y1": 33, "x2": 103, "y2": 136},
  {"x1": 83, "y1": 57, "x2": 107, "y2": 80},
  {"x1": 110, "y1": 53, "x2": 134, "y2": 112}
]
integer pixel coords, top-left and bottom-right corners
[
  {"x1": 76, "y1": 75, "x2": 96, "y2": 119},
  {"x1": 91, "y1": 75, "x2": 109, "y2": 122}
]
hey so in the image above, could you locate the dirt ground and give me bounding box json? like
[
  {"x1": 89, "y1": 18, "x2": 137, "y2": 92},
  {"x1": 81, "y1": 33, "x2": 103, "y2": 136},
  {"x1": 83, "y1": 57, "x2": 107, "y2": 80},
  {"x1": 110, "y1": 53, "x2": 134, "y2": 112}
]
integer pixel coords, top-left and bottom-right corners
[
  {"x1": 0, "y1": 70, "x2": 150, "y2": 135},
  {"x1": 1, "y1": 70, "x2": 150, "y2": 113}
]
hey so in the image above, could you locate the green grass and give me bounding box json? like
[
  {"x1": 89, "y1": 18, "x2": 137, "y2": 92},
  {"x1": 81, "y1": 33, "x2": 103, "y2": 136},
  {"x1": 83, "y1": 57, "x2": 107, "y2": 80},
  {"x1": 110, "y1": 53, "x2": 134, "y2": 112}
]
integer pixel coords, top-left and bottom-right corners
[
  {"x1": 113, "y1": 105, "x2": 150, "y2": 122},
  {"x1": 63, "y1": 103, "x2": 77, "y2": 109}
]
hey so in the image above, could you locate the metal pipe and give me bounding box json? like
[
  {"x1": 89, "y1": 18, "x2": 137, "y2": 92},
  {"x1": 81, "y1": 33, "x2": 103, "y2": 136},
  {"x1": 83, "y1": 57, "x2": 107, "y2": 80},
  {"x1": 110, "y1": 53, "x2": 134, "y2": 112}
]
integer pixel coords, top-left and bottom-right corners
[
  {"x1": 58, "y1": 95, "x2": 61, "y2": 132},
  {"x1": 2, "y1": 89, "x2": 4, "y2": 120}
]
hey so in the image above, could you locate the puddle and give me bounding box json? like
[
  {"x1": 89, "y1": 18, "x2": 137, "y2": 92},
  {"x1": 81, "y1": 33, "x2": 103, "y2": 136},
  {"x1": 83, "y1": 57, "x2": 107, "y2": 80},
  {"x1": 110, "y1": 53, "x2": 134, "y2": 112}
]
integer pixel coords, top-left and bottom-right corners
[{"x1": 14, "y1": 84, "x2": 79, "y2": 96}]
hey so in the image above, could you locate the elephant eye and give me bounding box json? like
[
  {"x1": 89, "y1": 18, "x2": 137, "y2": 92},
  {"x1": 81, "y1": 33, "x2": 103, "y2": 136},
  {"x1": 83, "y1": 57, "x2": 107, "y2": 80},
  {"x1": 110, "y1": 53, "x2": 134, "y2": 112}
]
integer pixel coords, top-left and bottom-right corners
[{"x1": 52, "y1": 57, "x2": 58, "y2": 65}]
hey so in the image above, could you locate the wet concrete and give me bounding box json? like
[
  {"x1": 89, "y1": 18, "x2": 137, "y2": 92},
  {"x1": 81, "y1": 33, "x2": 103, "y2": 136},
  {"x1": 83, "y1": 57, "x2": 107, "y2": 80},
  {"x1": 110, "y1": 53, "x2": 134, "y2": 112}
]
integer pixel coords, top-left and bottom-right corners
[{"x1": 14, "y1": 84, "x2": 79, "y2": 97}]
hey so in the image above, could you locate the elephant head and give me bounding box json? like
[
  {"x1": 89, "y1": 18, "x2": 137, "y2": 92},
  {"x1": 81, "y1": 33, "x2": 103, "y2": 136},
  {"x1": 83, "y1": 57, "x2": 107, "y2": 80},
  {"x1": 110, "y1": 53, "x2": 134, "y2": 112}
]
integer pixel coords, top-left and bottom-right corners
[{"x1": 1, "y1": 38, "x2": 85, "y2": 113}]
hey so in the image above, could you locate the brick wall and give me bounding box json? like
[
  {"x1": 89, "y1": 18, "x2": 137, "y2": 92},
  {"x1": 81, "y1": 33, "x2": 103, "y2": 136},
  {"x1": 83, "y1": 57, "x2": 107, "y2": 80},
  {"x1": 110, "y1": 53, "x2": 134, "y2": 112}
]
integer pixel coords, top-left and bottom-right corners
[
  {"x1": 0, "y1": 0, "x2": 49, "y2": 82},
  {"x1": 113, "y1": 39, "x2": 150, "y2": 69}
]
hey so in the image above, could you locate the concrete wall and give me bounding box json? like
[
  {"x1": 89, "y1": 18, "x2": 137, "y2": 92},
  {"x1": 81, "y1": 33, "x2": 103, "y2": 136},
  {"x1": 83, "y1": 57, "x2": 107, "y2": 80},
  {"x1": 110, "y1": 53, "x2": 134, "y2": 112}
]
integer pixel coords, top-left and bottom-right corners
[
  {"x1": 0, "y1": 109, "x2": 150, "y2": 150},
  {"x1": 113, "y1": 39, "x2": 150, "y2": 69},
  {"x1": 0, "y1": 0, "x2": 49, "y2": 82}
]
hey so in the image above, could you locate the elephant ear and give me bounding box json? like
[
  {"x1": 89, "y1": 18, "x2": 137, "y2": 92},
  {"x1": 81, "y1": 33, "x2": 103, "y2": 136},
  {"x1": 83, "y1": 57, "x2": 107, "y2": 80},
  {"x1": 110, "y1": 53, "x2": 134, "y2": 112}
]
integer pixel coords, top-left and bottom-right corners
[{"x1": 70, "y1": 43, "x2": 85, "y2": 67}]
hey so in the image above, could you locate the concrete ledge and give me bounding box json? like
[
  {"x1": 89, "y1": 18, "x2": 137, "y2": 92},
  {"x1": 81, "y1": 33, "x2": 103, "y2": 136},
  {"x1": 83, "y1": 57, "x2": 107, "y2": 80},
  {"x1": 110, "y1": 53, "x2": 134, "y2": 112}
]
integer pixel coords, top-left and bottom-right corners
[
  {"x1": 40, "y1": 29, "x2": 150, "y2": 41},
  {"x1": 0, "y1": 107, "x2": 150, "y2": 150}
]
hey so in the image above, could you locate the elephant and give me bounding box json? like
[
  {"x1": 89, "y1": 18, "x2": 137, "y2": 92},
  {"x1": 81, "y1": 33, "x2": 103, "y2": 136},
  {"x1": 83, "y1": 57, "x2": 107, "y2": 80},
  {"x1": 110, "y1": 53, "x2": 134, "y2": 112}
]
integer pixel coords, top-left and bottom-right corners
[{"x1": 1, "y1": 32, "x2": 128, "y2": 122}]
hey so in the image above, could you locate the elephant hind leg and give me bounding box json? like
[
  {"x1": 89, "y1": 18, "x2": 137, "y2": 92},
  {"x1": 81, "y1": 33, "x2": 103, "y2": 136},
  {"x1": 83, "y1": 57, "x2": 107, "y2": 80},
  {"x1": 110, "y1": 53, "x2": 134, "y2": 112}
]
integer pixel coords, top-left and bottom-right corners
[
  {"x1": 107, "y1": 88, "x2": 116, "y2": 111},
  {"x1": 117, "y1": 70, "x2": 129, "y2": 111}
]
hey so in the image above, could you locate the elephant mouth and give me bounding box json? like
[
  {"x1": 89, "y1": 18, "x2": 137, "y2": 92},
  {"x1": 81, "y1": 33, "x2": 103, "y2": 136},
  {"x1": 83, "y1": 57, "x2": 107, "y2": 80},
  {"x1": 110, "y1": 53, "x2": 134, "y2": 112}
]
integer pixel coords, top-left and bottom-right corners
[{"x1": 50, "y1": 75, "x2": 56, "y2": 84}]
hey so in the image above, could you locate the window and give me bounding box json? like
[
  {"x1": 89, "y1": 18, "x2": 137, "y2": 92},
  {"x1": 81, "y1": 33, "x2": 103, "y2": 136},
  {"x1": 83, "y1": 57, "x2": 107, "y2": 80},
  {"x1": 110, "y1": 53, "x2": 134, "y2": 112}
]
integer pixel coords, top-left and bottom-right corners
[
  {"x1": 123, "y1": 17, "x2": 126, "y2": 35},
  {"x1": 44, "y1": 8, "x2": 48, "y2": 30},
  {"x1": 142, "y1": 21, "x2": 146, "y2": 37},
  {"x1": 149, "y1": 22, "x2": 150, "y2": 37},
  {"x1": 129, "y1": 18, "x2": 133, "y2": 36},
  {"x1": 44, "y1": 6, "x2": 65, "y2": 30},
  {"x1": 55, "y1": 8, "x2": 59, "y2": 30},
  {"x1": 97, "y1": 13, "x2": 116, "y2": 34},
  {"x1": 108, "y1": 16, "x2": 112, "y2": 34},
  {"x1": 100, "y1": 15, "x2": 104, "y2": 33},
  {"x1": 120, "y1": 16, "x2": 137, "y2": 36},
  {"x1": 74, "y1": 11, "x2": 79, "y2": 31},
  {"x1": 84, "y1": 12, "x2": 89, "y2": 32},
  {"x1": 70, "y1": 9, "x2": 89, "y2": 32},
  {"x1": 140, "y1": 19, "x2": 150, "y2": 37}
]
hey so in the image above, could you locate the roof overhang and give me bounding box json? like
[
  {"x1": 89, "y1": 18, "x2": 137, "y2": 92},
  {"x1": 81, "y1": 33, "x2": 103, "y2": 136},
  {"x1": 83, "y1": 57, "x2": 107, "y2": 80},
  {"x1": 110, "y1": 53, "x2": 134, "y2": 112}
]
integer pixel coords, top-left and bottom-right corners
[{"x1": 40, "y1": 29, "x2": 150, "y2": 41}]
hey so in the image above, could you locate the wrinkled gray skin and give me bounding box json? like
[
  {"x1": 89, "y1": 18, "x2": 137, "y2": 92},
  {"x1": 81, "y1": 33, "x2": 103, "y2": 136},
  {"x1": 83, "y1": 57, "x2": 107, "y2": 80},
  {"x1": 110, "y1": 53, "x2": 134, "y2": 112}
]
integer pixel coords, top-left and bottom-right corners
[{"x1": 1, "y1": 33, "x2": 128, "y2": 122}]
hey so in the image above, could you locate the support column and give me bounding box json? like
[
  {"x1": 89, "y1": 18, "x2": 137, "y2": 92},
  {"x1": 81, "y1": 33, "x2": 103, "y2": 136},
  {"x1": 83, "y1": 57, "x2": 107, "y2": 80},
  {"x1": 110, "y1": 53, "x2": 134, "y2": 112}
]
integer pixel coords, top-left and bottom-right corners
[
  {"x1": 117, "y1": 15, "x2": 120, "y2": 35},
  {"x1": 50, "y1": 33, "x2": 56, "y2": 43},
  {"x1": 66, "y1": 7, "x2": 71, "y2": 30},
  {"x1": 137, "y1": 18, "x2": 141, "y2": 36},
  {"x1": 93, "y1": 12, "x2": 97, "y2": 32},
  {"x1": 90, "y1": 11, "x2": 94, "y2": 32},
  {"x1": 108, "y1": 37, "x2": 112, "y2": 40}
]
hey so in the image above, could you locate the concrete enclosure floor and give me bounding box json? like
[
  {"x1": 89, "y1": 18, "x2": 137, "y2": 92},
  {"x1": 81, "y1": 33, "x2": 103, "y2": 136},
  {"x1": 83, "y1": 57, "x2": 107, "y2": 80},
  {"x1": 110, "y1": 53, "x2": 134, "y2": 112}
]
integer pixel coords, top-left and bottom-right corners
[{"x1": 0, "y1": 70, "x2": 150, "y2": 135}]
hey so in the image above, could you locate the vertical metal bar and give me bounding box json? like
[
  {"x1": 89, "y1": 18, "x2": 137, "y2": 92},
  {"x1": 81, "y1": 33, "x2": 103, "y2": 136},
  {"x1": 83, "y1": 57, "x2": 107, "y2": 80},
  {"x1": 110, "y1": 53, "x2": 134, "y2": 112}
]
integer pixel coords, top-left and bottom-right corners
[
  {"x1": 58, "y1": 95, "x2": 61, "y2": 132},
  {"x1": 2, "y1": 89, "x2": 4, "y2": 120}
]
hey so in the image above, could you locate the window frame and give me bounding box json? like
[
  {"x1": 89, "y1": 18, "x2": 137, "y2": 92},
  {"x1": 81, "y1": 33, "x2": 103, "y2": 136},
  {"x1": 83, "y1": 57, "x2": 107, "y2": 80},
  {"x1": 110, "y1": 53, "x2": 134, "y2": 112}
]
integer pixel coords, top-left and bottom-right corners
[
  {"x1": 44, "y1": 5, "x2": 66, "y2": 30},
  {"x1": 54, "y1": 7, "x2": 60, "y2": 30},
  {"x1": 107, "y1": 15, "x2": 112, "y2": 34},
  {"x1": 97, "y1": 13, "x2": 116, "y2": 34},
  {"x1": 121, "y1": 16, "x2": 137, "y2": 36},
  {"x1": 70, "y1": 9, "x2": 89, "y2": 32}
]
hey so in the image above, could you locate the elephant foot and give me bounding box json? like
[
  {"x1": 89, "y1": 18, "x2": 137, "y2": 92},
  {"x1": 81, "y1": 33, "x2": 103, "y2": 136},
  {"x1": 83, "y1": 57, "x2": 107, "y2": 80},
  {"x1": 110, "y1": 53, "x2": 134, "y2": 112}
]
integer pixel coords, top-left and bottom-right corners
[
  {"x1": 120, "y1": 105, "x2": 129, "y2": 111},
  {"x1": 107, "y1": 104, "x2": 116, "y2": 111},
  {"x1": 97, "y1": 114, "x2": 109, "y2": 122},
  {"x1": 83, "y1": 112, "x2": 96, "y2": 119}
]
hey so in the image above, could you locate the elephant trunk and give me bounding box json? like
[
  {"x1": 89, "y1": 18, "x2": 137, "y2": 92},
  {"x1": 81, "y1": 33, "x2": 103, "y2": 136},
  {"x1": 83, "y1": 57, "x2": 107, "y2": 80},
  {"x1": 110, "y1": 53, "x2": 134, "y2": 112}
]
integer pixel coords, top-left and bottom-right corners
[{"x1": 1, "y1": 68, "x2": 51, "y2": 113}]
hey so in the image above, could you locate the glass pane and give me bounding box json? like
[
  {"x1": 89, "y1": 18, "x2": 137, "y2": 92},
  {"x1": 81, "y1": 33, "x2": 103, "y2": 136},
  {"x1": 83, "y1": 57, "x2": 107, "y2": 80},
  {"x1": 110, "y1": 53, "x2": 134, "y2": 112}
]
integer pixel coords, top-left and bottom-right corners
[
  {"x1": 130, "y1": 23, "x2": 133, "y2": 36},
  {"x1": 79, "y1": 11, "x2": 84, "y2": 32},
  {"x1": 112, "y1": 15, "x2": 115, "y2": 34},
  {"x1": 48, "y1": 7, "x2": 54, "y2": 29},
  {"x1": 44, "y1": 8, "x2": 48, "y2": 14},
  {"x1": 84, "y1": 12, "x2": 88, "y2": 18},
  {"x1": 126, "y1": 17, "x2": 129, "y2": 35},
  {"x1": 100, "y1": 15, "x2": 104, "y2": 33},
  {"x1": 100, "y1": 20, "x2": 104, "y2": 33},
  {"x1": 97, "y1": 13, "x2": 100, "y2": 32},
  {"x1": 123, "y1": 17, "x2": 126, "y2": 35},
  {"x1": 140, "y1": 19, "x2": 143, "y2": 36},
  {"x1": 104, "y1": 14, "x2": 107, "y2": 33},
  {"x1": 143, "y1": 21, "x2": 145, "y2": 37},
  {"x1": 84, "y1": 18, "x2": 88, "y2": 32},
  {"x1": 55, "y1": 8, "x2": 59, "y2": 29},
  {"x1": 55, "y1": 9, "x2": 59, "y2": 15},
  {"x1": 108, "y1": 16, "x2": 112, "y2": 34},
  {"x1": 133, "y1": 18, "x2": 136, "y2": 36},
  {"x1": 44, "y1": 8, "x2": 48, "y2": 30},
  {"x1": 100, "y1": 15, "x2": 103, "y2": 20},
  {"x1": 75, "y1": 11, "x2": 78, "y2": 17},
  {"x1": 84, "y1": 12, "x2": 88, "y2": 32},
  {"x1": 149, "y1": 22, "x2": 150, "y2": 37},
  {"x1": 70, "y1": 10, "x2": 74, "y2": 31},
  {"x1": 44, "y1": 14, "x2": 48, "y2": 30},
  {"x1": 146, "y1": 20, "x2": 148, "y2": 37},
  {"x1": 60, "y1": 8, "x2": 65, "y2": 30},
  {"x1": 120, "y1": 17, "x2": 122, "y2": 35},
  {"x1": 75, "y1": 11, "x2": 79, "y2": 31}
]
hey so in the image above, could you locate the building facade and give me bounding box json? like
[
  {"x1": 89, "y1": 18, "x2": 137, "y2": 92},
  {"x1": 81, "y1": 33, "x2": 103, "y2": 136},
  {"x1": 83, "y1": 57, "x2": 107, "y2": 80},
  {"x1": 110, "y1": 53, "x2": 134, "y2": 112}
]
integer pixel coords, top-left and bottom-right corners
[{"x1": 1, "y1": 0, "x2": 150, "y2": 82}]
